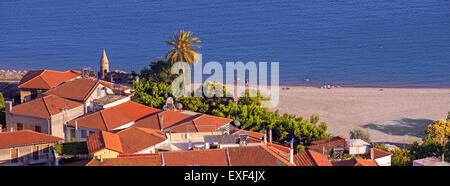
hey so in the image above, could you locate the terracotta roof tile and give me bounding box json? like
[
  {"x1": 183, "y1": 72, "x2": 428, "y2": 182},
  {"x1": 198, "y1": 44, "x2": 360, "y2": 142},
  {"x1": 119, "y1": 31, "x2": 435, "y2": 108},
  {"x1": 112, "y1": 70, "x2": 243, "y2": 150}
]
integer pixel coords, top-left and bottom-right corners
[
  {"x1": 67, "y1": 101, "x2": 160, "y2": 131},
  {"x1": 43, "y1": 78, "x2": 101, "y2": 102},
  {"x1": 19, "y1": 70, "x2": 80, "y2": 89},
  {"x1": 192, "y1": 114, "x2": 233, "y2": 132},
  {"x1": 332, "y1": 158, "x2": 379, "y2": 166},
  {"x1": 115, "y1": 127, "x2": 166, "y2": 154},
  {"x1": 0, "y1": 130, "x2": 63, "y2": 148},
  {"x1": 162, "y1": 149, "x2": 229, "y2": 166},
  {"x1": 307, "y1": 136, "x2": 347, "y2": 153},
  {"x1": 227, "y1": 146, "x2": 294, "y2": 166},
  {"x1": 232, "y1": 129, "x2": 265, "y2": 139},
  {"x1": 11, "y1": 95, "x2": 83, "y2": 118},
  {"x1": 294, "y1": 150, "x2": 332, "y2": 166},
  {"x1": 373, "y1": 148, "x2": 392, "y2": 159},
  {"x1": 86, "y1": 154, "x2": 162, "y2": 166},
  {"x1": 86, "y1": 131, "x2": 123, "y2": 154}
]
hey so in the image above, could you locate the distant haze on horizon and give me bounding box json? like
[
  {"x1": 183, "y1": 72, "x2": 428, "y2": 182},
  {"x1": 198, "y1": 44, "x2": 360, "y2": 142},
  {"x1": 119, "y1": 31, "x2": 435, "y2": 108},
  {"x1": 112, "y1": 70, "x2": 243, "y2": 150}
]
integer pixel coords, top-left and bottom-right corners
[{"x1": 0, "y1": 0, "x2": 449, "y2": 88}]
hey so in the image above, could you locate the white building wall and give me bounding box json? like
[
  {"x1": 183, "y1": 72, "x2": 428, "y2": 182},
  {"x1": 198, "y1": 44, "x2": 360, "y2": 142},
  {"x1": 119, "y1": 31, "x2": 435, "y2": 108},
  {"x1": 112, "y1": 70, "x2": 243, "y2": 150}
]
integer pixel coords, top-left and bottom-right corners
[{"x1": 375, "y1": 155, "x2": 391, "y2": 166}]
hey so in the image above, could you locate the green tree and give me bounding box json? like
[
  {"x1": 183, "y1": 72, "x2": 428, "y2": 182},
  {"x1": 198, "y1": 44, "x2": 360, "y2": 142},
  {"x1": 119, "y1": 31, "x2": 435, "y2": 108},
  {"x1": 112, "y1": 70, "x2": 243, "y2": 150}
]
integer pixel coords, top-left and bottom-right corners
[
  {"x1": 391, "y1": 148, "x2": 411, "y2": 166},
  {"x1": 349, "y1": 128, "x2": 371, "y2": 143},
  {"x1": 424, "y1": 119, "x2": 450, "y2": 146},
  {"x1": 447, "y1": 112, "x2": 450, "y2": 121},
  {"x1": 132, "y1": 78, "x2": 172, "y2": 108},
  {"x1": 0, "y1": 92, "x2": 5, "y2": 127}
]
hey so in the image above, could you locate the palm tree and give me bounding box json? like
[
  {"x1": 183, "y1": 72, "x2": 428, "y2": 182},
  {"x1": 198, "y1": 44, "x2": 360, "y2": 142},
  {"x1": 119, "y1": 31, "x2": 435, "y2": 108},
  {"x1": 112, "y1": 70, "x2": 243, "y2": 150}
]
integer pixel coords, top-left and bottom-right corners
[{"x1": 166, "y1": 30, "x2": 201, "y2": 90}]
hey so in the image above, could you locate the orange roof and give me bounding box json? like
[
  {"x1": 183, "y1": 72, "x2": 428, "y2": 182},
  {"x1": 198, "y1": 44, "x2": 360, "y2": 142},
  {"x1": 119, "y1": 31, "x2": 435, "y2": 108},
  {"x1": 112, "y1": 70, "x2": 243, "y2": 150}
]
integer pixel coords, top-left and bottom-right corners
[
  {"x1": 332, "y1": 158, "x2": 379, "y2": 166},
  {"x1": 86, "y1": 154, "x2": 162, "y2": 166},
  {"x1": 0, "y1": 130, "x2": 63, "y2": 148},
  {"x1": 164, "y1": 113, "x2": 232, "y2": 133},
  {"x1": 86, "y1": 127, "x2": 166, "y2": 155},
  {"x1": 86, "y1": 131, "x2": 123, "y2": 154},
  {"x1": 192, "y1": 114, "x2": 233, "y2": 132},
  {"x1": 19, "y1": 69, "x2": 81, "y2": 89},
  {"x1": 11, "y1": 95, "x2": 83, "y2": 119},
  {"x1": 115, "y1": 127, "x2": 166, "y2": 154},
  {"x1": 43, "y1": 78, "x2": 102, "y2": 102},
  {"x1": 232, "y1": 129, "x2": 265, "y2": 139},
  {"x1": 100, "y1": 81, "x2": 131, "y2": 91},
  {"x1": 227, "y1": 146, "x2": 294, "y2": 166},
  {"x1": 162, "y1": 149, "x2": 230, "y2": 166},
  {"x1": 294, "y1": 150, "x2": 332, "y2": 166},
  {"x1": 135, "y1": 111, "x2": 231, "y2": 133},
  {"x1": 67, "y1": 101, "x2": 160, "y2": 131},
  {"x1": 307, "y1": 136, "x2": 347, "y2": 153},
  {"x1": 373, "y1": 148, "x2": 392, "y2": 159}
]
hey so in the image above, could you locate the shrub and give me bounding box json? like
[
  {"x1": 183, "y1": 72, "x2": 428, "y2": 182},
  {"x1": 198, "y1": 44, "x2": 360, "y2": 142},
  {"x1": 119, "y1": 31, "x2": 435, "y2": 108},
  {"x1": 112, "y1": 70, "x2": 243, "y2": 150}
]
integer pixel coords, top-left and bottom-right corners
[
  {"x1": 349, "y1": 128, "x2": 371, "y2": 143},
  {"x1": 53, "y1": 142, "x2": 88, "y2": 155}
]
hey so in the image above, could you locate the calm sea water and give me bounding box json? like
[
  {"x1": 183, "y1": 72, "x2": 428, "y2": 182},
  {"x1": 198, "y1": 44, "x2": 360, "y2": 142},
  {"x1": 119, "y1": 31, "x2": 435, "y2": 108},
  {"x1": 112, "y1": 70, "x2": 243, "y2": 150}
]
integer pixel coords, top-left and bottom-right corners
[{"x1": 0, "y1": 0, "x2": 449, "y2": 87}]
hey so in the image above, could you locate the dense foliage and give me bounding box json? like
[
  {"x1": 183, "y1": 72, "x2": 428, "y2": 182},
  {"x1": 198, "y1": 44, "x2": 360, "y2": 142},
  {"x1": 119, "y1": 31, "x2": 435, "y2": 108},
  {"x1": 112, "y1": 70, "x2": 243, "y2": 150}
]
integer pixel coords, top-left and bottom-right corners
[
  {"x1": 132, "y1": 65, "x2": 331, "y2": 149},
  {"x1": 349, "y1": 128, "x2": 371, "y2": 143},
  {"x1": 53, "y1": 142, "x2": 89, "y2": 155}
]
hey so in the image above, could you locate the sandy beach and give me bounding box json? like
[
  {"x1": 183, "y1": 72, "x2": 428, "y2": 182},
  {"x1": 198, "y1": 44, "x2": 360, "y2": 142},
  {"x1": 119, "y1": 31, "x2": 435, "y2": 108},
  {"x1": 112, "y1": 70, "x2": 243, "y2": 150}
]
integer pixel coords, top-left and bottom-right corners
[{"x1": 269, "y1": 86, "x2": 450, "y2": 145}]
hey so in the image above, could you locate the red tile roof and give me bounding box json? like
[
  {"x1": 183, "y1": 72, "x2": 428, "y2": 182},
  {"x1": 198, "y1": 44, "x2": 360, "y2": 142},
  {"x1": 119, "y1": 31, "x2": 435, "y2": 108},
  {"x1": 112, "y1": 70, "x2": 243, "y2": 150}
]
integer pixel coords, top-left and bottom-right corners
[
  {"x1": 294, "y1": 150, "x2": 332, "y2": 166},
  {"x1": 86, "y1": 127, "x2": 166, "y2": 155},
  {"x1": 332, "y1": 158, "x2": 379, "y2": 166},
  {"x1": 191, "y1": 114, "x2": 233, "y2": 132},
  {"x1": 115, "y1": 127, "x2": 166, "y2": 154},
  {"x1": 67, "y1": 101, "x2": 160, "y2": 131},
  {"x1": 86, "y1": 154, "x2": 162, "y2": 166},
  {"x1": 11, "y1": 95, "x2": 83, "y2": 119},
  {"x1": 0, "y1": 130, "x2": 63, "y2": 148},
  {"x1": 227, "y1": 146, "x2": 294, "y2": 166},
  {"x1": 135, "y1": 111, "x2": 232, "y2": 133},
  {"x1": 162, "y1": 149, "x2": 230, "y2": 166},
  {"x1": 19, "y1": 70, "x2": 81, "y2": 89},
  {"x1": 307, "y1": 136, "x2": 347, "y2": 153},
  {"x1": 43, "y1": 78, "x2": 101, "y2": 102},
  {"x1": 86, "y1": 131, "x2": 123, "y2": 154},
  {"x1": 373, "y1": 148, "x2": 392, "y2": 159},
  {"x1": 232, "y1": 129, "x2": 265, "y2": 140}
]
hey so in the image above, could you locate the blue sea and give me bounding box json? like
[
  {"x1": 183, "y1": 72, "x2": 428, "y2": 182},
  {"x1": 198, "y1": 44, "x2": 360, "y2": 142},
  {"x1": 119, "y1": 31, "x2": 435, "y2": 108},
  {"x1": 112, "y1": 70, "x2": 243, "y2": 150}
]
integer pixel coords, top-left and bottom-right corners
[{"x1": 0, "y1": 0, "x2": 449, "y2": 87}]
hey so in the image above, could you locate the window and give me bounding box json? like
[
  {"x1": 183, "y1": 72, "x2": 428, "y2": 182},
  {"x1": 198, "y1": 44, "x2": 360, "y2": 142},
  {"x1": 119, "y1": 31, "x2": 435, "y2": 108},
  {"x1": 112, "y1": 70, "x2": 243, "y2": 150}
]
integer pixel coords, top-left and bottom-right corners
[
  {"x1": 43, "y1": 145, "x2": 49, "y2": 153},
  {"x1": 31, "y1": 91, "x2": 38, "y2": 99},
  {"x1": 33, "y1": 146, "x2": 39, "y2": 160},
  {"x1": 89, "y1": 131, "x2": 96, "y2": 136},
  {"x1": 80, "y1": 129, "x2": 87, "y2": 138},
  {"x1": 35, "y1": 126, "x2": 41, "y2": 133},
  {"x1": 17, "y1": 123, "x2": 23, "y2": 130},
  {"x1": 11, "y1": 148, "x2": 19, "y2": 163}
]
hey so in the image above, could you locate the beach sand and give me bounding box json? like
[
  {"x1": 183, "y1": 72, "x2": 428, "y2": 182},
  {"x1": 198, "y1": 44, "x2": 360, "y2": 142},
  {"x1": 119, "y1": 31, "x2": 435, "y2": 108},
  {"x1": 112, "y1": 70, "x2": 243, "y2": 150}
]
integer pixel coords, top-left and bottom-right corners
[{"x1": 269, "y1": 86, "x2": 450, "y2": 144}]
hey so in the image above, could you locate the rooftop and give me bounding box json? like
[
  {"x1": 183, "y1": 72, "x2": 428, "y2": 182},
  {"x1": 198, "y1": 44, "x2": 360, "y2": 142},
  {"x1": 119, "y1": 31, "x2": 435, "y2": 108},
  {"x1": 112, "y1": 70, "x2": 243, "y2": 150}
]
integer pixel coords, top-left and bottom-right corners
[
  {"x1": 11, "y1": 95, "x2": 83, "y2": 119},
  {"x1": 294, "y1": 150, "x2": 332, "y2": 166},
  {"x1": 307, "y1": 136, "x2": 347, "y2": 153},
  {"x1": 19, "y1": 69, "x2": 81, "y2": 89},
  {"x1": 332, "y1": 158, "x2": 379, "y2": 166},
  {"x1": 413, "y1": 157, "x2": 450, "y2": 166},
  {"x1": 86, "y1": 127, "x2": 166, "y2": 154},
  {"x1": 345, "y1": 139, "x2": 371, "y2": 147},
  {"x1": 0, "y1": 130, "x2": 63, "y2": 148},
  {"x1": 67, "y1": 101, "x2": 160, "y2": 131}
]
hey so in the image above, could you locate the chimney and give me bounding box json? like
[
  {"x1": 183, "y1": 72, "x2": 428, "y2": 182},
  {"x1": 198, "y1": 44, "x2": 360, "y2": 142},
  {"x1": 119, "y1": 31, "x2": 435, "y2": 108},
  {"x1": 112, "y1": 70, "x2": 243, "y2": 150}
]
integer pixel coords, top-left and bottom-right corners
[
  {"x1": 159, "y1": 115, "x2": 164, "y2": 131},
  {"x1": 290, "y1": 140, "x2": 294, "y2": 164},
  {"x1": 370, "y1": 147, "x2": 374, "y2": 160},
  {"x1": 264, "y1": 130, "x2": 267, "y2": 145},
  {"x1": 5, "y1": 101, "x2": 12, "y2": 113},
  {"x1": 269, "y1": 127, "x2": 272, "y2": 143}
]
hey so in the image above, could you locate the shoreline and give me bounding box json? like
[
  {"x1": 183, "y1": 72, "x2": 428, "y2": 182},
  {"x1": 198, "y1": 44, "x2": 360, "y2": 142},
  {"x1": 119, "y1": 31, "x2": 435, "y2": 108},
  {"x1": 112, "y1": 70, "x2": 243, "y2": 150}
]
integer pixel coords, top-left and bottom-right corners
[{"x1": 269, "y1": 85, "x2": 450, "y2": 145}]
